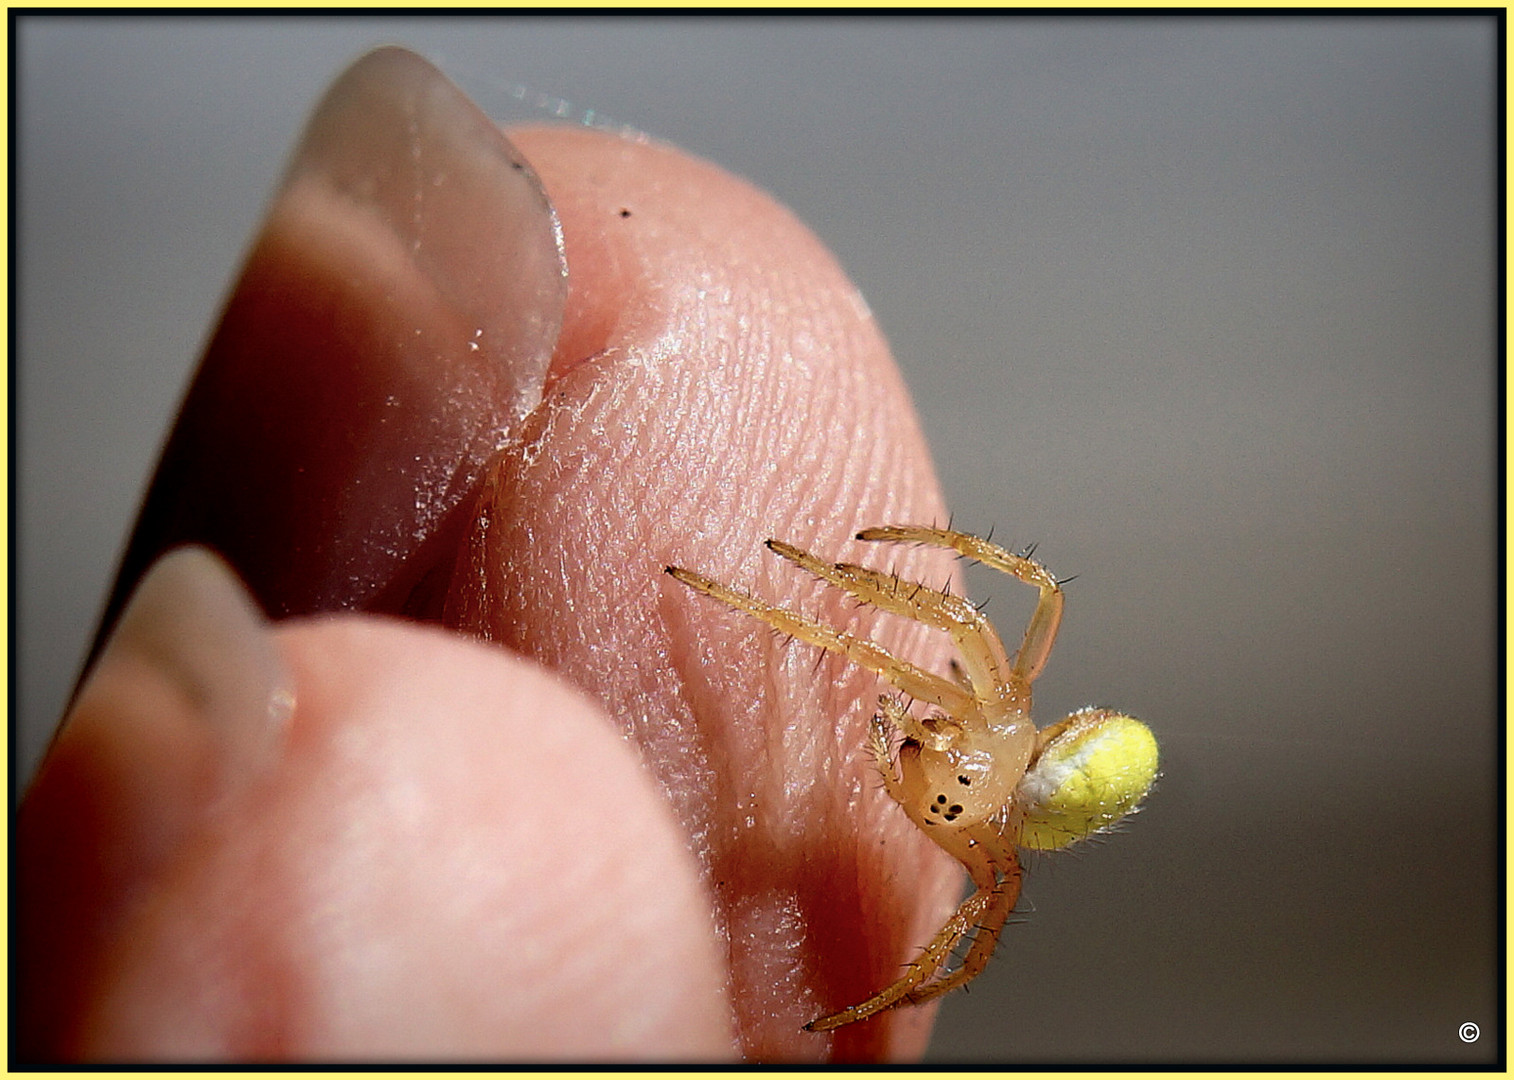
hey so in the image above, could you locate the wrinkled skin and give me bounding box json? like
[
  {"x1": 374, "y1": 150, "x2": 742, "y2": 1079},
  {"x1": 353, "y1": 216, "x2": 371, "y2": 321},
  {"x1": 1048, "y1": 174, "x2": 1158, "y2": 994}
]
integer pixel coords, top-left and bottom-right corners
[{"x1": 18, "y1": 49, "x2": 962, "y2": 1063}]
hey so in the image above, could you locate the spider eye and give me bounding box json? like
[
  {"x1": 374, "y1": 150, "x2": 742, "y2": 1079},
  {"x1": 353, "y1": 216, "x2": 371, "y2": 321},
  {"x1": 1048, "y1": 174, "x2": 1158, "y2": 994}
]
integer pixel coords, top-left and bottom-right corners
[{"x1": 1016, "y1": 709, "x2": 1158, "y2": 852}]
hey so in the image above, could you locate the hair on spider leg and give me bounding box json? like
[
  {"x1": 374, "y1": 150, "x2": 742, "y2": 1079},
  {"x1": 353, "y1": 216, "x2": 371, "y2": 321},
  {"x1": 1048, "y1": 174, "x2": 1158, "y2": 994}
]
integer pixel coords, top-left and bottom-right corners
[
  {"x1": 764, "y1": 627, "x2": 811, "y2": 658},
  {"x1": 841, "y1": 593, "x2": 872, "y2": 614},
  {"x1": 966, "y1": 921, "x2": 1013, "y2": 940}
]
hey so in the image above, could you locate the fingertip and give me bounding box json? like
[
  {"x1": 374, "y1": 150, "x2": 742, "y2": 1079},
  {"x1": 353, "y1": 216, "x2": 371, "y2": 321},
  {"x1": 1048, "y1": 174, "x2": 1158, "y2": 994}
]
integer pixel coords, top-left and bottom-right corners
[
  {"x1": 26, "y1": 613, "x2": 733, "y2": 1061},
  {"x1": 460, "y1": 126, "x2": 959, "y2": 1060}
]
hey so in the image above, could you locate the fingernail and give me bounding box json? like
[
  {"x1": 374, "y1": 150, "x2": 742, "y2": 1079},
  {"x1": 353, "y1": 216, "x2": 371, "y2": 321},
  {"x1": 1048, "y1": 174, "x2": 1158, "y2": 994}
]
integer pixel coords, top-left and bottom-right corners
[
  {"x1": 282, "y1": 45, "x2": 567, "y2": 424},
  {"x1": 19, "y1": 549, "x2": 294, "y2": 1053},
  {"x1": 83, "y1": 546, "x2": 294, "y2": 805},
  {"x1": 99, "y1": 47, "x2": 567, "y2": 633}
]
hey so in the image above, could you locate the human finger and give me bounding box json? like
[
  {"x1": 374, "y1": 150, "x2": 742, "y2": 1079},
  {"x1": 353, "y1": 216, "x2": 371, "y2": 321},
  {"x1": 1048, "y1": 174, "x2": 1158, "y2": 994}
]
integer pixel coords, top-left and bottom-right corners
[
  {"x1": 449, "y1": 124, "x2": 963, "y2": 1062},
  {"x1": 86, "y1": 46, "x2": 567, "y2": 664},
  {"x1": 19, "y1": 547, "x2": 732, "y2": 1062}
]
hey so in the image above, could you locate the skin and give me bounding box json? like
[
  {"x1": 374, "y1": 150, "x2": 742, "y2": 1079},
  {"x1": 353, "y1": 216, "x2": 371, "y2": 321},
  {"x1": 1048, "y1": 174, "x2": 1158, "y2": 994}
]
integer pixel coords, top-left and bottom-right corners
[
  {"x1": 20, "y1": 559, "x2": 731, "y2": 1061},
  {"x1": 18, "y1": 49, "x2": 963, "y2": 1063}
]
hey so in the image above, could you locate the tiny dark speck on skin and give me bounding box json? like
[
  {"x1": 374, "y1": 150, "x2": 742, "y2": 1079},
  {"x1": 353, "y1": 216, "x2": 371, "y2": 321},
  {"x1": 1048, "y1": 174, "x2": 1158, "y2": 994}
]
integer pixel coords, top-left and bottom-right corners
[{"x1": 618, "y1": 207, "x2": 632, "y2": 218}]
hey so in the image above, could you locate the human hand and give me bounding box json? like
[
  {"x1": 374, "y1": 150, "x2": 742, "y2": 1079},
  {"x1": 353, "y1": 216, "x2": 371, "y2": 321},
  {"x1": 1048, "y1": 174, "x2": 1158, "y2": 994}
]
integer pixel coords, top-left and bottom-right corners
[{"x1": 18, "y1": 47, "x2": 961, "y2": 1063}]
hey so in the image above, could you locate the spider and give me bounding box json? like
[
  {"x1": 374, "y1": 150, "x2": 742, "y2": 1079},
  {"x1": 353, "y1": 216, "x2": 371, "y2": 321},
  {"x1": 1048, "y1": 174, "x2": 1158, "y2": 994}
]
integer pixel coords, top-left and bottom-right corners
[{"x1": 665, "y1": 525, "x2": 1158, "y2": 1032}]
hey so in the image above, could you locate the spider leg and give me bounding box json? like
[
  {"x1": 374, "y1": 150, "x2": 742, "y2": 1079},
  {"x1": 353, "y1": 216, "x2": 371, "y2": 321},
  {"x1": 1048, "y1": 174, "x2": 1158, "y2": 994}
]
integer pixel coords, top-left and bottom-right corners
[
  {"x1": 902, "y1": 832, "x2": 1022, "y2": 1006},
  {"x1": 804, "y1": 886, "x2": 991, "y2": 1032},
  {"x1": 665, "y1": 565, "x2": 974, "y2": 715},
  {"x1": 766, "y1": 540, "x2": 1012, "y2": 701},
  {"x1": 804, "y1": 832, "x2": 1009, "y2": 1032},
  {"x1": 858, "y1": 525, "x2": 1064, "y2": 684}
]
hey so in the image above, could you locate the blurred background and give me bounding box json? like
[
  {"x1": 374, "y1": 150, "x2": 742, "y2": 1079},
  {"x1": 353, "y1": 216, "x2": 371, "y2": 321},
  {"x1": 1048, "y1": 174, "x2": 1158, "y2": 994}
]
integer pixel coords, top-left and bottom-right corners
[{"x1": 15, "y1": 16, "x2": 1499, "y2": 1064}]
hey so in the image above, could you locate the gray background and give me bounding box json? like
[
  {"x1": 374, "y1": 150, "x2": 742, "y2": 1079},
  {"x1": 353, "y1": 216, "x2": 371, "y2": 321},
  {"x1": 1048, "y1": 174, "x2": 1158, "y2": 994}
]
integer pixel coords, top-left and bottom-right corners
[{"x1": 16, "y1": 16, "x2": 1499, "y2": 1064}]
